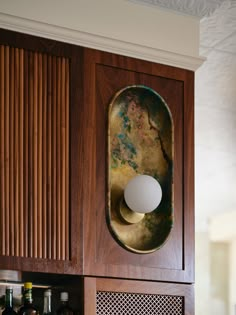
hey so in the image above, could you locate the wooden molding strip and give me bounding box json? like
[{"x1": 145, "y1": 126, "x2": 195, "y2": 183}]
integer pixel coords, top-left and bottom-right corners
[{"x1": 0, "y1": 12, "x2": 206, "y2": 71}]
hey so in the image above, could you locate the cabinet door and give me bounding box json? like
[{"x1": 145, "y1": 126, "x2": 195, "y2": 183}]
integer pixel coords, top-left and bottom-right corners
[
  {"x1": 0, "y1": 28, "x2": 83, "y2": 274},
  {"x1": 83, "y1": 277, "x2": 194, "y2": 315},
  {"x1": 82, "y1": 48, "x2": 194, "y2": 282}
]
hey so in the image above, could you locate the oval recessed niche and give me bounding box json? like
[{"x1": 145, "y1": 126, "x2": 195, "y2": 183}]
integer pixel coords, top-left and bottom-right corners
[{"x1": 107, "y1": 85, "x2": 174, "y2": 254}]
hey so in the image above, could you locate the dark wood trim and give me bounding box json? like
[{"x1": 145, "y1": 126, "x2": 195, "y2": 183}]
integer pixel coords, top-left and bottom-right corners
[
  {"x1": 183, "y1": 71, "x2": 195, "y2": 281},
  {"x1": 0, "y1": 28, "x2": 75, "y2": 57},
  {"x1": 83, "y1": 277, "x2": 97, "y2": 315}
]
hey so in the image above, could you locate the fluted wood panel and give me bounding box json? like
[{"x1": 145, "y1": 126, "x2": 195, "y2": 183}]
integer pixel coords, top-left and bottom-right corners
[{"x1": 0, "y1": 44, "x2": 70, "y2": 260}]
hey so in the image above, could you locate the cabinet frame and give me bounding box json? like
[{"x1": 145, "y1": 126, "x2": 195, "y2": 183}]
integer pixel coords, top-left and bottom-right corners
[
  {"x1": 83, "y1": 277, "x2": 194, "y2": 315},
  {"x1": 0, "y1": 28, "x2": 83, "y2": 274},
  {"x1": 82, "y1": 48, "x2": 194, "y2": 283}
]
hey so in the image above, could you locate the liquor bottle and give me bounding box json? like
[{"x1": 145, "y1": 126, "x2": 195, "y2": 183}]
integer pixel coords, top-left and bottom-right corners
[
  {"x1": 56, "y1": 292, "x2": 73, "y2": 315},
  {"x1": 43, "y1": 289, "x2": 52, "y2": 315},
  {"x1": 18, "y1": 282, "x2": 39, "y2": 315},
  {"x1": 2, "y1": 286, "x2": 17, "y2": 315}
]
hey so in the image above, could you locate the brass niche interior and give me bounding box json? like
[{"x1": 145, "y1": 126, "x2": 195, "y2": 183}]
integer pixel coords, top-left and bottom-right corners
[{"x1": 107, "y1": 85, "x2": 174, "y2": 254}]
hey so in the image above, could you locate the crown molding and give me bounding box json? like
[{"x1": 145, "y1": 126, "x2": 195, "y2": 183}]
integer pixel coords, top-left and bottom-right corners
[{"x1": 0, "y1": 13, "x2": 205, "y2": 71}]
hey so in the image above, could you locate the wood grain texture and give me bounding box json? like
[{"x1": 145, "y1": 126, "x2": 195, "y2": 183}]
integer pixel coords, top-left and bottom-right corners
[
  {"x1": 9, "y1": 47, "x2": 15, "y2": 256},
  {"x1": 14, "y1": 47, "x2": 19, "y2": 257},
  {"x1": 83, "y1": 277, "x2": 97, "y2": 315},
  {"x1": 42, "y1": 53, "x2": 47, "y2": 259},
  {"x1": 4, "y1": 46, "x2": 10, "y2": 256},
  {"x1": 83, "y1": 277, "x2": 194, "y2": 315},
  {"x1": 0, "y1": 28, "x2": 83, "y2": 274},
  {"x1": 47, "y1": 54, "x2": 52, "y2": 260},
  {"x1": 0, "y1": 45, "x2": 5, "y2": 256},
  {"x1": 28, "y1": 51, "x2": 34, "y2": 258},
  {"x1": 0, "y1": 28, "x2": 85, "y2": 274},
  {"x1": 24, "y1": 50, "x2": 29, "y2": 258},
  {"x1": 82, "y1": 48, "x2": 194, "y2": 283}
]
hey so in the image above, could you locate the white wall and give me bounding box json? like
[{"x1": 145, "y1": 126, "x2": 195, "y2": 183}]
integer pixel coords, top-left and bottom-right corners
[
  {"x1": 209, "y1": 211, "x2": 236, "y2": 315},
  {"x1": 210, "y1": 242, "x2": 229, "y2": 315},
  {"x1": 195, "y1": 232, "x2": 211, "y2": 315},
  {"x1": 196, "y1": 232, "x2": 232, "y2": 315},
  {"x1": 209, "y1": 211, "x2": 236, "y2": 242},
  {"x1": 229, "y1": 239, "x2": 236, "y2": 315},
  {"x1": 0, "y1": 0, "x2": 204, "y2": 70}
]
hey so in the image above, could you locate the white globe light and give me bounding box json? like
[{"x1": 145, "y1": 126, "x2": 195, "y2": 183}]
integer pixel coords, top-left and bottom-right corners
[{"x1": 124, "y1": 175, "x2": 162, "y2": 213}]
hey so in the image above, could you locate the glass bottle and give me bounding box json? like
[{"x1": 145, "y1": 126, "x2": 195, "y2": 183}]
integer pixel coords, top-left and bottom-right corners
[
  {"x1": 43, "y1": 289, "x2": 52, "y2": 315},
  {"x1": 56, "y1": 292, "x2": 73, "y2": 315},
  {"x1": 18, "y1": 282, "x2": 39, "y2": 315},
  {"x1": 2, "y1": 286, "x2": 17, "y2": 315}
]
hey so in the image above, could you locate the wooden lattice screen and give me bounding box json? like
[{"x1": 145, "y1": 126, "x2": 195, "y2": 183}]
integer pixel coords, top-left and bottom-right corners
[{"x1": 96, "y1": 291, "x2": 184, "y2": 315}]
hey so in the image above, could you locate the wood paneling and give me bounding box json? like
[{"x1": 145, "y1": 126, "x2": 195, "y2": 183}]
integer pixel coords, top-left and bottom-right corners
[
  {"x1": 0, "y1": 29, "x2": 194, "y2": 283},
  {"x1": 82, "y1": 48, "x2": 194, "y2": 283},
  {"x1": 0, "y1": 29, "x2": 83, "y2": 274},
  {"x1": 0, "y1": 44, "x2": 70, "y2": 260}
]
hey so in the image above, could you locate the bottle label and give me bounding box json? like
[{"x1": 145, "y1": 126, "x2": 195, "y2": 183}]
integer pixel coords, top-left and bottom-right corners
[{"x1": 24, "y1": 288, "x2": 33, "y2": 303}]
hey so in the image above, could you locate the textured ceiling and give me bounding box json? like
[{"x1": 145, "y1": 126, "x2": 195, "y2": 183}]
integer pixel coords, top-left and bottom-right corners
[{"x1": 129, "y1": 0, "x2": 228, "y2": 17}]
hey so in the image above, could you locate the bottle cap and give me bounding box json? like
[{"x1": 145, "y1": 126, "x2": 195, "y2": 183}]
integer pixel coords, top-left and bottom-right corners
[
  {"x1": 60, "y1": 292, "x2": 69, "y2": 301},
  {"x1": 44, "y1": 289, "x2": 52, "y2": 296},
  {"x1": 24, "y1": 282, "x2": 32, "y2": 289}
]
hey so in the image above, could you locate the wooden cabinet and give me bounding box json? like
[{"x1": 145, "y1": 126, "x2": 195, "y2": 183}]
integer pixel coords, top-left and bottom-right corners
[
  {"x1": 0, "y1": 273, "x2": 194, "y2": 315},
  {"x1": 81, "y1": 48, "x2": 194, "y2": 283},
  {"x1": 83, "y1": 277, "x2": 194, "y2": 315},
  {"x1": 0, "y1": 28, "x2": 83, "y2": 274},
  {"x1": 0, "y1": 29, "x2": 194, "y2": 284}
]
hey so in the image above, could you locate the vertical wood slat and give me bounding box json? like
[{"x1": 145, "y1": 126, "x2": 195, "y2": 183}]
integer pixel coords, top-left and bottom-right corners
[
  {"x1": 52, "y1": 56, "x2": 57, "y2": 260},
  {"x1": 9, "y1": 47, "x2": 15, "y2": 256},
  {"x1": 24, "y1": 50, "x2": 29, "y2": 258},
  {"x1": 19, "y1": 48, "x2": 24, "y2": 257},
  {"x1": 28, "y1": 51, "x2": 34, "y2": 258},
  {"x1": 56, "y1": 57, "x2": 61, "y2": 261},
  {"x1": 65, "y1": 59, "x2": 70, "y2": 260},
  {"x1": 38, "y1": 53, "x2": 43, "y2": 259},
  {"x1": 14, "y1": 48, "x2": 19, "y2": 257},
  {"x1": 47, "y1": 55, "x2": 52, "y2": 260},
  {"x1": 42, "y1": 54, "x2": 47, "y2": 260},
  {"x1": 0, "y1": 45, "x2": 70, "y2": 260},
  {"x1": 0, "y1": 45, "x2": 5, "y2": 255},
  {"x1": 0, "y1": 44, "x2": 70, "y2": 260},
  {"x1": 61, "y1": 58, "x2": 66, "y2": 261},
  {"x1": 33, "y1": 52, "x2": 38, "y2": 258},
  {"x1": 4, "y1": 46, "x2": 10, "y2": 256}
]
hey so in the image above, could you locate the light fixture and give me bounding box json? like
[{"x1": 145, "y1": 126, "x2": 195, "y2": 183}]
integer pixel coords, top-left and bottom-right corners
[
  {"x1": 107, "y1": 85, "x2": 174, "y2": 253},
  {"x1": 120, "y1": 175, "x2": 162, "y2": 224}
]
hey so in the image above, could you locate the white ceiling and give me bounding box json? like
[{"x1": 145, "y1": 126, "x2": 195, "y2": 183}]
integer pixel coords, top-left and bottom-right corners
[{"x1": 129, "y1": 0, "x2": 236, "y2": 233}]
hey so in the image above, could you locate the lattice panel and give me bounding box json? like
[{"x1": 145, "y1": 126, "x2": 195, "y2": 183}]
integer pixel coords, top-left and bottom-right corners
[
  {"x1": 0, "y1": 44, "x2": 70, "y2": 260},
  {"x1": 96, "y1": 291, "x2": 184, "y2": 315}
]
